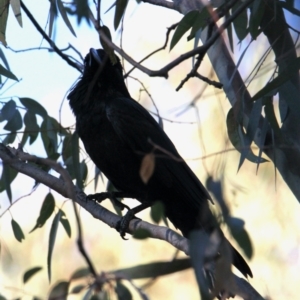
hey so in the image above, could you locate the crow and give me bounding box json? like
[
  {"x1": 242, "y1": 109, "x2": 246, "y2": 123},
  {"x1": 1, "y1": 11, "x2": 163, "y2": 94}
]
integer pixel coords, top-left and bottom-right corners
[{"x1": 68, "y1": 48, "x2": 252, "y2": 279}]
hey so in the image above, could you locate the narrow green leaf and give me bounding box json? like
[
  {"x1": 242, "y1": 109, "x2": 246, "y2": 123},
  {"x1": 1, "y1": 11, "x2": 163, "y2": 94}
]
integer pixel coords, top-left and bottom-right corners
[
  {"x1": 112, "y1": 258, "x2": 191, "y2": 279},
  {"x1": 0, "y1": 163, "x2": 18, "y2": 195},
  {"x1": 188, "y1": 7, "x2": 210, "y2": 41},
  {"x1": 23, "y1": 266, "x2": 43, "y2": 283},
  {"x1": 2, "y1": 132, "x2": 16, "y2": 145},
  {"x1": 132, "y1": 228, "x2": 151, "y2": 239},
  {"x1": 0, "y1": 0, "x2": 9, "y2": 46},
  {"x1": 90, "y1": 295, "x2": 101, "y2": 300},
  {"x1": 41, "y1": 119, "x2": 51, "y2": 155},
  {"x1": 48, "y1": 281, "x2": 69, "y2": 299},
  {"x1": 80, "y1": 160, "x2": 88, "y2": 185},
  {"x1": 20, "y1": 131, "x2": 29, "y2": 147},
  {"x1": 46, "y1": 117, "x2": 58, "y2": 151},
  {"x1": 50, "y1": 116, "x2": 68, "y2": 136},
  {"x1": 170, "y1": 11, "x2": 199, "y2": 50},
  {"x1": 0, "y1": 64, "x2": 18, "y2": 80},
  {"x1": 115, "y1": 281, "x2": 132, "y2": 300},
  {"x1": 114, "y1": 0, "x2": 128, "y2": 30},
  {"x1": 252, "y1": 57, "x2": 300, "y2": 101},
  {"x1": 62, "y1": 134, "x2": 72, "y2": 163},
  {"x1": 189, "y1": 231, "x2": 210, "y2": 300},
  {"x1": 65, "y1": 157, "x2": 75, "y2": 179},
  {"x1": 30, "y1": 192, "x2": 55, "y2": 232},
  {"x1": 48, "y1": 210, "x2": 62, "y2": 281},
  {"x1": 24, "y1": 111, "x2": 39, "y2": 144},
  {"x1": 56, "y1": 0, "x2": 76, "y2": 36},
  {"x1": 232, "y1": 2, "x2": 248, "y2": 41},
  {"x1": 5, "y1": 165, "x2": 12, "y2": 201},
  {"x1": 226, "y1": 108, "x2": 268, "y2": 168},
  {"x1": 256, "y1": 117, "x2": 269, "y2": 174},
  {"x1": 227, "y1": 217, "x2": 253, "y2": 259},
  {"x1": 19, "y1": 97, "x2": 48, "y2": 118},
  {"x1": 278, "y1": 93, "x2": 289, "y2": 123},
  {"x1": 264, "y1": 97, "x2": 281, "y2": 136},
  {"x1": 70, "y1": 285, "x2": 85, "y2": 294},
  {"x1": 74, "y1": 0, "x2": 90, "y2": 24},
  {"x1": 236, "y1": 126, "x2": 251, "y2": 171},
  {"x1": 49, "y1": 0, "x2": 58, "y2": 38},
  {"x1": 59, "y1": 210, "x2": 71, "y2": 238},
  {"x1": 0, "y1": 46, "x2": 9, "y2": 70},
  {"x1": 1, "y1": 99, "x2": 16, "y2": 121},
  {"x1": 10, "y1": 0, "x2": 22, "y2": 27},
  {"x1": 249, "y1": 0, "x2": 265, "y2": 39},
  {"x1": 0, "y1": 294, "x2": 7, "y2": 300},
  {"x1": 150, "y1": 201, "x2": 164, "y2": 224},
  {"x1": 41, "y1": 117, "x2": 59, "y2": 156},
  {"x1": 3, "y1": 164, "x2": 14, "y2": 201},
  {"x1": 242, "y1": 99, "x2": 262, "y2": 159},
  {"x1": 70, "y1": 267, "x2": 91, "y2": 280},
  {"x1": 4, "y1": 109, "x2": 22, "y2": 131},
  {"x1": 11, "y1": 219, "x2": 25, "y2": 242},
  {"x1": 279, "y1": 81, "x2": 300, "y2": 118}
]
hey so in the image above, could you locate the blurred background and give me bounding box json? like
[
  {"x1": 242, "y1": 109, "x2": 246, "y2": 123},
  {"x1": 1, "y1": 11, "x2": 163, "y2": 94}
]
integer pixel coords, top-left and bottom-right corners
[{"x1": 0, "y1": 1, "x2": 300, "y2": 299}]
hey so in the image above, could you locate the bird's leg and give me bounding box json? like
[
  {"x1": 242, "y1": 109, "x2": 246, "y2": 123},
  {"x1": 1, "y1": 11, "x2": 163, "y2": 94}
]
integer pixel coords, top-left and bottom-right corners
[
  {"x1": 87, "y1": 191, "x2": 137, "y2": 211},
  {"x1": 117, "y1": 201, "x2": 152, "y2": 239}
]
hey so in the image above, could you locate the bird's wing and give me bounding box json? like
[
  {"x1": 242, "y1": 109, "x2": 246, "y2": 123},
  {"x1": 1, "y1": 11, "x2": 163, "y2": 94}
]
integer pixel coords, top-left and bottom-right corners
[{"x1": 105, "y1": 96, "x2": 212, "y2": 208}]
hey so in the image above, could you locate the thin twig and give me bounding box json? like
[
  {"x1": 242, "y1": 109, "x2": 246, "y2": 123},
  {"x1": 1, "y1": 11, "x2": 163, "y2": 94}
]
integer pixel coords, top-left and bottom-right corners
[
  {"x1": 20, "y1": 1, "x2": 82, "y2": 73},
  {"x1": 124, "y1": 22, "x2": 179, "y2": 78},
  {"x1": 89, "y1": 0, "x2": 254, "y2": 79}
]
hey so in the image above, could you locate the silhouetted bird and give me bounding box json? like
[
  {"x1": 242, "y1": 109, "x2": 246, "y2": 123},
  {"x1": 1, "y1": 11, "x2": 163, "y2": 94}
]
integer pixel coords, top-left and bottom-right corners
[{"x1": 68, "y1": 48, "x2": 252, "y2": 279}]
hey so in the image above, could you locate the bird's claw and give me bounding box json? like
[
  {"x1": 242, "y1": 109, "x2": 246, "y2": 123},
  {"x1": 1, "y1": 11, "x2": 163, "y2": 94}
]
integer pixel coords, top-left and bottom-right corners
[
  {"x1": 86, "y1": 192, "x2": 109, "y2": 202},
  {"x1": 86, "y1": 192, "x2": 130, "y2": 211},
  {"x1": 116, "y1": 219, "x2": 129, "y2": 240},
  {"x1": 116, "y1": 210, "x2": 139, "y2": 240}
]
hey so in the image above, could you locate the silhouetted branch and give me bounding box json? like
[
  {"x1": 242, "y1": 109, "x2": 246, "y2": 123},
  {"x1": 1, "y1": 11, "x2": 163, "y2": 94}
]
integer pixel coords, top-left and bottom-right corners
[
  {"x1": 20, "y1": 1, "x2": 82, "y2": 73},
  {"x1": 0, "y1": 143, "x2": 264, "y2": 299},
  {"x1": 124, "y1": 22, "x2": 179, "y2": 78},
  {"x1": 89, "y1": 0, "x2": 254, "y2": 79}
]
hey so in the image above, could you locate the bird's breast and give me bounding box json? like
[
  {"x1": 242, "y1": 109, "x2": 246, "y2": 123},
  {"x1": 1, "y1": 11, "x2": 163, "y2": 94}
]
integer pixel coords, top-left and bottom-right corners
[{"x1": 76, "y1": 110, "x2": 148, "y2": 195}]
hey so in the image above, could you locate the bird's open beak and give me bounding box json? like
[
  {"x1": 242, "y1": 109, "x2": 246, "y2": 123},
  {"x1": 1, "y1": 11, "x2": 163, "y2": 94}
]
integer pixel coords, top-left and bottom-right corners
[{"x1": 89, "y1": 48, "x2": 102, "y2": 66}]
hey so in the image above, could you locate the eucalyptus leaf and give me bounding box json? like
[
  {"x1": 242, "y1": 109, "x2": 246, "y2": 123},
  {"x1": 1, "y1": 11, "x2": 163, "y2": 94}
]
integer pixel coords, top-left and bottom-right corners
[{"x1": 11, "y1": 219, "x2": 25, "y2": 242}]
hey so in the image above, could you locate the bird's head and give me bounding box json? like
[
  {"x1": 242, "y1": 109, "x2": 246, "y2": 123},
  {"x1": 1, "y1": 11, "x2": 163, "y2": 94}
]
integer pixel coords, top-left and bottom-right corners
[
  {"x1": 68, "y1": 48, "x2": 130, "y2": 113},
  {"x1": 82, "y1": 48, "x2": 130, "y2": 97},
  {"x1": 83, "y1": 49, "x2": 122, "y2": 77}
]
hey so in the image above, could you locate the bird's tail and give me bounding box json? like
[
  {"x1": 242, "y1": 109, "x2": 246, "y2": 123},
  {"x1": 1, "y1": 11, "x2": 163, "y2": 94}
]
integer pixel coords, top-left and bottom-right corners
[{"x1": 228, "y1": 240, "x2": 253, "y2": 278}]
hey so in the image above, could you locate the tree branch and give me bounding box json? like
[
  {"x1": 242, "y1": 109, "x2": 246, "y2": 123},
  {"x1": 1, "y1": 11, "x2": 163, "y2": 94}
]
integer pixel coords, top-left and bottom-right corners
[
  {"x1": 154, "y1": 0, "x2": 300, "y2": 202},
  {"x1": 0, "y1": 143, "x2": 263, "y2": 299},
  {"x1": 20, "y1": 1, "x2": 82, "y2": 73},
  {"x1": 89, "y1": 0, "x2": 254, "y2": 79}
]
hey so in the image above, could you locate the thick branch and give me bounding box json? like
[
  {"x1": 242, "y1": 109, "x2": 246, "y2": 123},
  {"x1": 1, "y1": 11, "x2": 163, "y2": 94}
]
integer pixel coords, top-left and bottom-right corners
[{"x1": 0, "y1": 143, "x2": 263, "y2": 299}]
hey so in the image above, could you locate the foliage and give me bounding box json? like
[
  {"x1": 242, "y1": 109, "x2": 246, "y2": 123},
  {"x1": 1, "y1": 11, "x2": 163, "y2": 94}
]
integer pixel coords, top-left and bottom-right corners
[{"x1": 0, "y1": 0, "x2": 299, "y2": 299}]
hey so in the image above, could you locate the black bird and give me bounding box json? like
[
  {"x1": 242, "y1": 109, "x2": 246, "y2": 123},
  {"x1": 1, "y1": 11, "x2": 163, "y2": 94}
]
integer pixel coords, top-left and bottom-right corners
[{"x1": 68, "y1": 48, "x2": 252, "y2": 279}]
